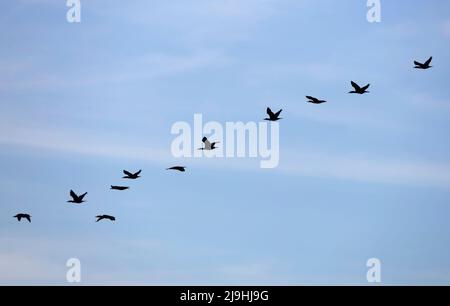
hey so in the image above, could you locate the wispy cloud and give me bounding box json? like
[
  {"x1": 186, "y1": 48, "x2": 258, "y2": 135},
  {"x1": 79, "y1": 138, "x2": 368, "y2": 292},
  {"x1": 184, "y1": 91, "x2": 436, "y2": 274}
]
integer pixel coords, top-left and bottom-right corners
[
  {"x1": 401, "y1": 93, "x2": 450, "y2": 113},
  {"x1": 242, "y1": 61, "x2": 350, "y2": 86},
  {"x1": 2, "y1": 122, "x2": 450, "y2": 189},
  {"x1": 0, "y1": 123, "x2": 169, "y2": 163},
  {"x1": 0, "y1": 51, "x2": 230, "y2": 92},
  {"x1": 442, "y1": 20, "x2": 450, "y2": 37},
  {"x1": 216, "y1": 261, "x2": 286, "y2": 285},
  {"x1": 0, "y1": 253, "x2": 62, "y2": 284},
  {"x1": 288, "y1": 102, "x2": 412, "y2": 132},
  {"x1": 0, "y1": 236, "x2": 166, "y2": 285},
  {"x1": 279, "y1": 150, "x2": 450, "y2": 189}
]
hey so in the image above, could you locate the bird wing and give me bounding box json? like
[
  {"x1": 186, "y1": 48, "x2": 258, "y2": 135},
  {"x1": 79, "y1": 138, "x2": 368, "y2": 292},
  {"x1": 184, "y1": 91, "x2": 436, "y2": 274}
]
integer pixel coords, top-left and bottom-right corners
[
  {"x1": 78, "y1": 192, "x2": 87, "y2": 200},
  {"x1": 414, "y1": 61, "x2": 422, "y2": 66},
  {"x1": 25, "y1": 215, "x2": 31, "y2": 223},
  {"x1": 168, "y1": 166, "x2": 182, "y2": 171},
  {"x1": 203, "y1": 138, "x2": 212, "y2": 149},
  {"x1": 134, "y1": 170, "x2": 142, "y2": 176},
  {"x1": 361, "y1": 84, "x2": 370, "y2": 91},
  {"x1": 123, "y1": 170, "x2": 133, "y2": 177},
  {"x1": 267, "y1": 107, "x2": 275, "y2": 117},
  {"x1": 425, "y1": 56, "x2": 433, "y2": 66},
  {"x1": 351, "y1": 81, "x2": 361, "y2": 91},
  {"x1": 306, "y1": 96, "x2": 317, "y2": 101},
  {"x1": 70, "y1": 190, "x2": 78, "y2": 200},
  {"x1": 274, "y1": 109, "x2": 282, "y2": 117}
]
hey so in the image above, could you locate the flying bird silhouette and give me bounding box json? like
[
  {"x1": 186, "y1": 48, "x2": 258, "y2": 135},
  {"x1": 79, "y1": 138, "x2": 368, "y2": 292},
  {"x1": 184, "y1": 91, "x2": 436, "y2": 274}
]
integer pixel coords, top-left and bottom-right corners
[
  {"x1": 14, "y1": 214, "x2": 31, "y2": 223},
  {"x1": 264, "y1": 107, "x2": 283, "y2": 121},
  {"x1": 96, "y1": 215, "x2": 116, "y2": 222},
  {"x1": 349, "y1": 81, "x2": 370, "y2": 94},
  {"x1": 110, "y1": 186, "x2": 129, "y2": 191},
  {"x1": 167, "y1": 166, "x2": 186, "y2": 172},
  {"x1": 306, "y1": 96, "x2": 327, "y2": 104},
  {"x1": 123, "y1": 170, "x2": 142, "y2": 179},
  {"x1": 414, "y1": 56, "x2": 433, "y2": 69},
  {"x1": 67, "y1": 190, "x2": 87, "y2": 204},
  {"x1": 199, "y1": 137, "x2": 219, "y2": 151}
]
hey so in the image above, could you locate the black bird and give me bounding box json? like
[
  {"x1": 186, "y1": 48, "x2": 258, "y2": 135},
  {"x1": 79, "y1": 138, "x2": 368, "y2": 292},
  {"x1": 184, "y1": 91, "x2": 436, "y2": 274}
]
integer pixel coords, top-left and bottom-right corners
[
  {"x1": 14, "y1": 214, "x2": 31, "y2": 223},
  {"x1": 199, "y1": 137, "x2": 219, "y2": 151},
  {"x1": 96, "y1": 215, "x2": 116, "y2": 222},
  {"x1": 414, "y1": 56, "x2": 433, "y2": 69},
  {"x1": 123, "y1": 169, "x2": 142, "y2": 179},
  {"x1": 167, "y1": 166, "x2": 186, "y2": 172},
  {"x1": 110, "y1": 186, "x2": 129, "y2": 191},
  {"x1": 264, "y1": 107, "x2": 283, "y2": 121},
  {"x1": 349, "y1": 81, "x2": 370, "y2": 94},
  {"x1": 306, "y1": 96, "x2": 327, "y2": 104},
  {"x1": 67, "y1": 190, "x2": 87, "y2": 204}
]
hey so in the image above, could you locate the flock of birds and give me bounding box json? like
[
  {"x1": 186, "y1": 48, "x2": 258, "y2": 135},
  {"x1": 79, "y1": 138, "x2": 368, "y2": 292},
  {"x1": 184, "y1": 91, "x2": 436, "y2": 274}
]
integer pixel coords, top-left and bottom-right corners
[
  {"x1": 13, "y1": 56, "x2": 434, "y2": 224},
  {"x1": 14, "y1": 168, "x2": 187, "y2": 223}
]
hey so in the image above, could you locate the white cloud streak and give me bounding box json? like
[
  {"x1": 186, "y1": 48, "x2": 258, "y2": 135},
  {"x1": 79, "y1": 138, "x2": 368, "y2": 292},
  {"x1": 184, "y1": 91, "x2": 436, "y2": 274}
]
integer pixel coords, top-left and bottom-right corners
[
  {"x1": 0, "y1": 51, "x2": 230, "y2": 92},
  {"x1": 279, "y1": 151, "x2": 450, "y2": 189},
  {"x1": 1, "y1": 124, "x2": 450, "y2": 189}
]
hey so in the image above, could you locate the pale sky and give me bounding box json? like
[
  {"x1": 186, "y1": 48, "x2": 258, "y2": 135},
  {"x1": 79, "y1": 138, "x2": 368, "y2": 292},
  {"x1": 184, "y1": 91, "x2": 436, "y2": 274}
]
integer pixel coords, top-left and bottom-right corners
[{"x1": 1, "y1": 0, "x2": 450, "y2": 285}]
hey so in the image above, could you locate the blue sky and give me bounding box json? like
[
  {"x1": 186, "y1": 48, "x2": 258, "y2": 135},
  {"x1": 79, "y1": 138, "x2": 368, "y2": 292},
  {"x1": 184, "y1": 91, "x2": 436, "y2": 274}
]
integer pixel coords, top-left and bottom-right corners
[{"x1": 1, "y1": 0, "x2": 450, "y2": 285}]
